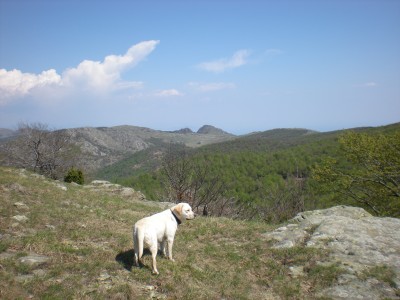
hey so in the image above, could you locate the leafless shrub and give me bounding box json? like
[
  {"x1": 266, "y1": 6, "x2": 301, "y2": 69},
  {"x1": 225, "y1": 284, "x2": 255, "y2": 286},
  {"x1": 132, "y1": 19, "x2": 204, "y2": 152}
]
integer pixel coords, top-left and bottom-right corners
[
  {"x1": 161, "y1": 148, "x2": 235, "y2": 217},
  {"x1": 2, "y1": 122, "x2": 81, "y2": 179},
  {"x1": 255, "y1": 177, "x2": 306, "y2": 223}
]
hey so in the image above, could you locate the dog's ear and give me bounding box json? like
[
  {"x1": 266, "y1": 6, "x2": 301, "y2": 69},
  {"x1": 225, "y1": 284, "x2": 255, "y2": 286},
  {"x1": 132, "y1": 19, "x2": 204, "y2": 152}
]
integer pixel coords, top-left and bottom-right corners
[{"x1": 173, "y1": 203, "x2": 184, "y2": 218}]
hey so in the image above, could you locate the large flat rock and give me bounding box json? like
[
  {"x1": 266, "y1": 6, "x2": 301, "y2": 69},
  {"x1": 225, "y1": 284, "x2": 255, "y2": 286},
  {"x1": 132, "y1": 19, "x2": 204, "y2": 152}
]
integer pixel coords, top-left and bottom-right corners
[{"x1": 263, "y1": 206, "x2": 400, "y2": 299}]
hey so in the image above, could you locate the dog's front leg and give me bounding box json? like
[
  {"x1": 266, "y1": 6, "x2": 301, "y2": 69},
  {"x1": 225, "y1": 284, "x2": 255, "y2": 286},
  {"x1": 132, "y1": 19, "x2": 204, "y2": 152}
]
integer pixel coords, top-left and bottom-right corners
[{"x1": 150, "y1": 244, "x2": 159, "y2": 275}]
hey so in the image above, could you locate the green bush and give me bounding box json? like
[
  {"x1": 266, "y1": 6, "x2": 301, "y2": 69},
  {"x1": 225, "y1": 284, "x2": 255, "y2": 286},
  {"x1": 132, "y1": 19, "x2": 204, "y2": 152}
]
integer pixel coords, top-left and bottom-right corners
[
  {"x1": 64, "y1": 167, "x2": 84, "y2": 185},
  {"x1": 312, "y1": 131, "x2": 400, "y2": 217}
]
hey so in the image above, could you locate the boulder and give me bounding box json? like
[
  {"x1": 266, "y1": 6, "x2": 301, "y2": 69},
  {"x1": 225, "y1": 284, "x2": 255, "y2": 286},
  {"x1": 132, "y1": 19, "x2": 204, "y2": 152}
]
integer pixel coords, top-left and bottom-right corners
[{"x1": 263, "y1": 206, "x2": 400, "y2": 299}]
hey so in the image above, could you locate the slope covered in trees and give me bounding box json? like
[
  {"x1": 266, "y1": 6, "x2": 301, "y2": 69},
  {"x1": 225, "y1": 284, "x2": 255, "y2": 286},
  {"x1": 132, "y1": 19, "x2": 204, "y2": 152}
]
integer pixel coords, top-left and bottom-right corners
[{"x1": 98, "y1": 123, "x2": 400, "y2": 219}]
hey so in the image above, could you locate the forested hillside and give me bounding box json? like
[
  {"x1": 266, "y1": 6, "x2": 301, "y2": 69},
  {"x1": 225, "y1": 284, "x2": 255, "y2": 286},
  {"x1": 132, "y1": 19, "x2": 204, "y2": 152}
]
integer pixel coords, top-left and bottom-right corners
[{"x1": 100, "y1": 123, "x2": 400, "y2": 219}]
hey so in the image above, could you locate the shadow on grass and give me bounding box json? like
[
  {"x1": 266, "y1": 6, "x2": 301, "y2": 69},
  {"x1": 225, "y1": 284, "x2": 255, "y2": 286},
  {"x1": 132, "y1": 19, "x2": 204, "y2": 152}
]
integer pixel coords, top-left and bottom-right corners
[
  {"x1": 115, "y1": 249, "x2": 155, "y2": 272},
  {"x1": 116, "y1": 249, "x2": 135, "y2": 271}
]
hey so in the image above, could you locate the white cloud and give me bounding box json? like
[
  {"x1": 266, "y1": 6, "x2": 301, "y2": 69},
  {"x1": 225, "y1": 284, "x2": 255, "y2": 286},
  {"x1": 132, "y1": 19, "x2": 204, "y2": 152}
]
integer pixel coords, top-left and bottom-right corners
[
  {"x1": 0, "y1": 40, "x2": 159, "y2": 104},
  {"x1": 0, "y1": 68, "x2": 61, "y2": 102},
  {"x1": 189, "y1": 82, "x2": 235, "y2": 92},
  {"x1": 155, "y1": 89, "x2": 183, "y2": 97},
  {"x1": 198, "y1": 49, "x2": 250, "y2": 73},
  {"x1": 62, "y1": 40, "x2": 159, "y2": 90}
]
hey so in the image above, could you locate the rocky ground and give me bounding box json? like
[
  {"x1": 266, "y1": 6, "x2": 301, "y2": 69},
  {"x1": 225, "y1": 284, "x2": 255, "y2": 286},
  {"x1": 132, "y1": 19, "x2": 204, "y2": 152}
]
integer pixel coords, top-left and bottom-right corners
[{"x1": 263, "y1": 206, "x2": 400, "y2": 299}]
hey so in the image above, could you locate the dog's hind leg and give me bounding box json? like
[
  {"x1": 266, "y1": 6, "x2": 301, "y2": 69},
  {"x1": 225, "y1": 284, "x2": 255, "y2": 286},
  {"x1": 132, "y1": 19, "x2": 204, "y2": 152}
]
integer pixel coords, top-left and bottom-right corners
[
  {"x1": 133, "y1": 226, "x2": 144, "y2": 267},
  {"x1": 160, "y1": 239, "x2": 167, "y2": 257}
]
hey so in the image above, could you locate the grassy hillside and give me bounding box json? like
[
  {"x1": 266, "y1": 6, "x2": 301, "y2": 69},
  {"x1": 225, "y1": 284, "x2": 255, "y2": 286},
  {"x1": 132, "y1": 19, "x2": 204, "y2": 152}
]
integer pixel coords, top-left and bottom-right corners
[{"x1": 1, "y1": 167, "x2": 346, "y2": 299}]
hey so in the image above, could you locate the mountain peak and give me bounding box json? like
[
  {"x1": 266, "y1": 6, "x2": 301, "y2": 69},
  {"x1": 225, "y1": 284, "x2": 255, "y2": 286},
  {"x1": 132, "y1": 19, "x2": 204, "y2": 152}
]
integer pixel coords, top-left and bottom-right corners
[{"x1": 197, "y1": 125, "x2": 231, "y2": 135}]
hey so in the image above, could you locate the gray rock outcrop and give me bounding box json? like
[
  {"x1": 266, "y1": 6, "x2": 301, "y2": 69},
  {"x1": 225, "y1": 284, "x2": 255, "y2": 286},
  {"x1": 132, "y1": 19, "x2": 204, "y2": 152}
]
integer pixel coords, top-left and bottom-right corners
[
  {"x1": 85, "y1": 180, "x2": 146, "y2": 201},
  {"x1": 263, "y1": 206, "x2": 400, "y2": 299}
]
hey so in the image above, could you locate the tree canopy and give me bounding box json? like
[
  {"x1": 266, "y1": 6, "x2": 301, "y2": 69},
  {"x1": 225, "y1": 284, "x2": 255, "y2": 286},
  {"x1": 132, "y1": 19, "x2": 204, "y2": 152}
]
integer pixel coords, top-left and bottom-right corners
[{"x1": 312, "y1": 131, "x2": 400, "y2": 217}]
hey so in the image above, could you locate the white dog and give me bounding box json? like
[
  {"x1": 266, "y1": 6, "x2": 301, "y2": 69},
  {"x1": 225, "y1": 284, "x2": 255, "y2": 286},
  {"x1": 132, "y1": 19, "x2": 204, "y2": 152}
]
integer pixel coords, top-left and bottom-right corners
[{"x1": 133, "y1": 203, "x2": 195, "y2": 274}]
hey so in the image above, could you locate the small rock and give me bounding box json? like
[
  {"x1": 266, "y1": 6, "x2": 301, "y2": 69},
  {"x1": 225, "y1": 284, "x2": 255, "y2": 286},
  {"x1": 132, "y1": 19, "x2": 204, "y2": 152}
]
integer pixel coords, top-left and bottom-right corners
[
  {"x1": 19, "y1": 254, "x2": 49, "y2": 268},
  {"x1": 287, "y1": 224, "x2": 298, "y2": 228},
  {"x1": 273, "y1": 240, "x2": 295, "y2": 248},
  {"x1": 12, "y1": 215, "x2": 29, "y2": 222},
  {"x1": 120, "y1": 187, "x2": 135, "y2": 197},
  {"x1": 14, "y1": 202, "x2": 28, "y2": 208},
  {"x1": 276, "y1": 226, "x2": 288, "y2": 232},
  {"x1": 15, "y1": 274, "x2": 35, "y2": 282},
  {"x1": 55, "y1": 183, "x2": 67, "y2": 191},
  {"x1": 98, "y1": 272, "x2": 111, "y2": 281},
  {"x1": 91, "y1": 180, "x2": 111, "y2": 186},
  {"x1": 32, "y1": 269, "x2": 47, "y2": 277},
  {"x1": 289, "y1": 266, "x2": 304, "y2": 277}
]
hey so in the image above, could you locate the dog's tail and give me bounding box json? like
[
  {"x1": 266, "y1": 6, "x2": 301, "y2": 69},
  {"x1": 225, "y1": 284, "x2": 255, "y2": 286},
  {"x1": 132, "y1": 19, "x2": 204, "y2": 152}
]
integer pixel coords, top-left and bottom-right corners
[{"x1": 133, "y1": 225, "x2": 144, "y2": 261}]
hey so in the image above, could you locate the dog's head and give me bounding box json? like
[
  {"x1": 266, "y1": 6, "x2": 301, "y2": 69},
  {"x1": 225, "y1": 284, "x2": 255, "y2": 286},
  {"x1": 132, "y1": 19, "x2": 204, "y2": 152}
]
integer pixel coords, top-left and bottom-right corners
[{"x1": 172, "y1": 203, "x2": 195, "y2": 222}]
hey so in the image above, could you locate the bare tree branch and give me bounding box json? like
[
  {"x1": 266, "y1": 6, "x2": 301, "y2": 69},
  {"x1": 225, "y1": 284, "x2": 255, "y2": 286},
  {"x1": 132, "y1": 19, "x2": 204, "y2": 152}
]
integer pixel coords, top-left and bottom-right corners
[{"x1": 2, "y1": 122, "x2": 81, "y2": 180}]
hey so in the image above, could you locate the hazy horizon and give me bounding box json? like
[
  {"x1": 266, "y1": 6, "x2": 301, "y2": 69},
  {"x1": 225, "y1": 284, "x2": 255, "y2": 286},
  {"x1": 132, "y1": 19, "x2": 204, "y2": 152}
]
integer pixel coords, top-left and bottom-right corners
[{"x1": 1, "y1": 120, "x2": 399, "y2": 137}]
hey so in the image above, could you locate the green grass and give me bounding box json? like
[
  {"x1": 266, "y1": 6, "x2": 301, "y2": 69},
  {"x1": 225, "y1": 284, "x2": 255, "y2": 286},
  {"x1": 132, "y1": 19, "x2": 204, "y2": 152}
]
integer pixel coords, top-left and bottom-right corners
[
  {"x1": 360, "y1": 265, "x2": 398, "y2": 289},
  {"x1": 306, "y1": 263, "x2": 345, "y2": 289},
  {"x1": 0, "y1": 166, "x2": 376, "y2": 299}
]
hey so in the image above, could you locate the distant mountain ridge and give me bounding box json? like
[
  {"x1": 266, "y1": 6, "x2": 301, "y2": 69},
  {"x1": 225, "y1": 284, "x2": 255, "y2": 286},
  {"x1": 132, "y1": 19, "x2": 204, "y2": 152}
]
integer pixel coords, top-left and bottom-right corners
[
  {"x1": 0, "y1": 124, "x2": 234, "y2": 172},
  {"x1": 2, "y1": 122, "x2": 399, "y2": 178},
  {"x1": 0, "y1": 128, "x2": 16, "y2": 140},
  {"x1": 63, "y1": 124, "x2": 235, "y2": 171},
  {"x1": 172, "y1": 128, "x2": 193, "y2": 134},
  {"x1": 171, "y1": 125, "x2": 233, "y2": 135}
]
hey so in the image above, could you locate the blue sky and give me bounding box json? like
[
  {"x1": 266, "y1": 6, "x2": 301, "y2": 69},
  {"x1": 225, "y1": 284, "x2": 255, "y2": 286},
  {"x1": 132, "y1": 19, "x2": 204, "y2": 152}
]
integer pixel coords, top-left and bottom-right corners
[{"x1": 1, "y1": 0, "x2": 399, "y2": 134}]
